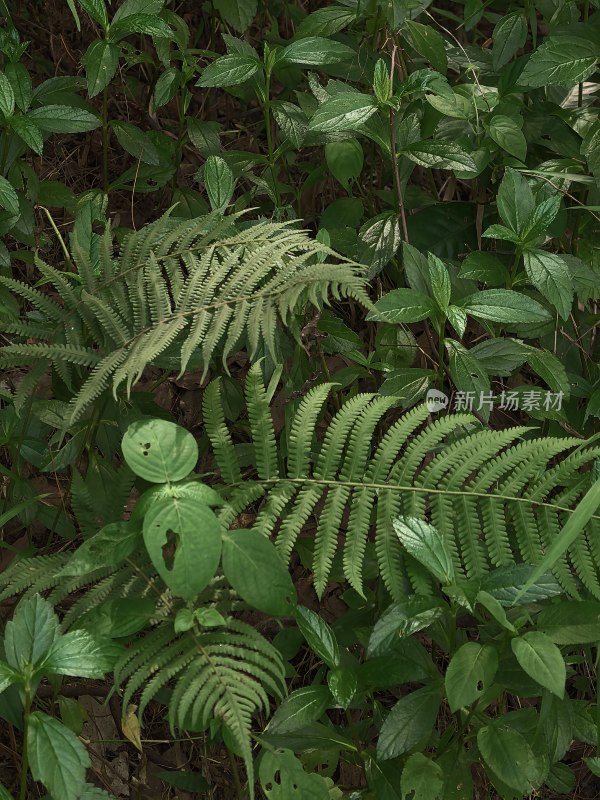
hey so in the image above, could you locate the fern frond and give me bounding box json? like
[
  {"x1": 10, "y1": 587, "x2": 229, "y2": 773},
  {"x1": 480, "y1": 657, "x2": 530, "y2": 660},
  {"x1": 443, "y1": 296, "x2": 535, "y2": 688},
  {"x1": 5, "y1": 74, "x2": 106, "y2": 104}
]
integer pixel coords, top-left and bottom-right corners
[
  {"x1": 207, "y1": 375, "x2": 600, "y2": 600},
  {"x1": 0, "y1": 211, "x2": 370, "y2": 423}
]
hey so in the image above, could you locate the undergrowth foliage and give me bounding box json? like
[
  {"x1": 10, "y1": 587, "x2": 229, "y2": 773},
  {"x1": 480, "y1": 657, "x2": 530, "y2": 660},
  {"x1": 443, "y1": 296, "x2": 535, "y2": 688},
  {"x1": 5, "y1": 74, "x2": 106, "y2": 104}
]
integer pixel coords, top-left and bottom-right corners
[{"x1": 2, "y1": 0, "x2": 600, "y2": 797}]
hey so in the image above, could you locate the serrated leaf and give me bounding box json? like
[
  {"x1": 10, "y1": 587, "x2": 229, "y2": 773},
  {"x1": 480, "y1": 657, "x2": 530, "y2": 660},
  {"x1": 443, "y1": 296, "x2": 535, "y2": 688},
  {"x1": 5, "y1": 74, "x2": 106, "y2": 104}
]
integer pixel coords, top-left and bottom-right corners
[
  {"x1": 445, "y1": 642, "x2": 498, "y2": 711},
  {"x1": 404, "y1": 20, "x2": 447, "y2": 73},
  {"x1": 4, "y1": 594, "x2": 60, "y2": 670},
  {"x1": 492, "y1": 12, "x2": 527, "y2": 70},
  {"x1": 309, "y1": 92, "x2": 378, "y2": 133},
  {"x1": 489, "y1": 115, "x2": 527, "y2": 161},
  {"x1": 267, "y1": 686, "x2": 332, "y2": 733},
  {"x1": 477, "y1": 725, "x2": 538, "y2": 793},
  {"x1": 282, "y1": 36, "x2": 355, "y2": 65},
  {"x1": 43, "y1": 630, "x2": 120, "y2": 677},
  {"x1": 520, "y1": 36, "x2": 598, "y2": 88},
  {"x1": 459, "y1": 289, "x2": 552, "y2": 324},
  {"x1": 112, "y1": 120, "x2": 160, "y2": 165},
  {"x1": 213, "y1": 0, "x2": 257, "y2": 32},
  {"x1": 401, "y1": 752, "x2": 443, "y2": 800},
  {"x1": 0, "y1": 72, "x2": 15, "y2": 117},
  {"x1": 496, "y1": 168, "x2": 534, "y2": 235},
  {"x1": 203, "y1": 154, "x2": 235, "y2": 210},
  {"x1": 222, "y1": 529, "x2": 295, "y2": 615},
  {"x1": 402, "y1": 140, "x2": 476, "y2": 172},
  {"x1": 523, "y1": 250, "x2": 573, "y2": 320},
  {"x1": 377, "y1": 684, "x2": 442, "y2": 760},
  {"x1": 393, "y1": 517, "x2": 454, "y2": 583},
  {"x1": 28, "y1": 712, "x2": 90, "y2": 800},
  {"x1": 10, "y1": 115, "x2": 43, "y2": 154},
  {"x1": 27, "y1": 105, "x2": 100, "y2": 133},
  {"x1": 296, "y1": 605, "x2": 340, "y2": 668},
  {"x1": 196, "y1": 55, "x2": 260, "y2": 88},
  {"x1": 366, "y1": 287, "x2": 436, "y2": 323},
  {"x1": 82, "y1": 39, "x2": 119, "y2": 98},
  {"x1": 511, "y1": 631, "x2": 566, "y2": 697},
  {"x1": 61, "y1": 521, "x2": 141, "y2": 577},
  {"x1": 0, "y1": 176, "x2": 19, "y2": 216}
]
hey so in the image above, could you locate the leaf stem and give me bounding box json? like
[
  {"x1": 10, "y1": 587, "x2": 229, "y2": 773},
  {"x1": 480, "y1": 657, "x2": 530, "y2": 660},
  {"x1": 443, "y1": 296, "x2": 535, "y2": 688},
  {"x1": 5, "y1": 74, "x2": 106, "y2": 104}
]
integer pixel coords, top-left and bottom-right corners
[{"x1": 19, "y1": 685, "x2": 32, "y2": 800}]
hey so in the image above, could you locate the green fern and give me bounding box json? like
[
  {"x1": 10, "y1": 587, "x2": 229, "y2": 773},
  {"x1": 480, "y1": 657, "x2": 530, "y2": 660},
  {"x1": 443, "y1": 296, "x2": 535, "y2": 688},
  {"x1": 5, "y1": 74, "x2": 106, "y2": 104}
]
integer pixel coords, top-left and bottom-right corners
[
  {"x1": 205, "y1": 365, "x2": 600, "y2": 600},
  {"x1": 0, "y1": 210, "x2": 370, "y2": 422}
]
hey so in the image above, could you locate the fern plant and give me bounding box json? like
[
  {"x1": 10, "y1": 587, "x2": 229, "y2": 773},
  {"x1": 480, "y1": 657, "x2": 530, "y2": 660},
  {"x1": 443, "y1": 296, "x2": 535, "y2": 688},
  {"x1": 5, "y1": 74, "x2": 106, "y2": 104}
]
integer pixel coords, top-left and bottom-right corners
[
  {"x1": 0, "y1": 210, "x2": 369, "y2": 422},
  {"x1": 204, "y1": 364, "x2": 600, "y2": 601}
]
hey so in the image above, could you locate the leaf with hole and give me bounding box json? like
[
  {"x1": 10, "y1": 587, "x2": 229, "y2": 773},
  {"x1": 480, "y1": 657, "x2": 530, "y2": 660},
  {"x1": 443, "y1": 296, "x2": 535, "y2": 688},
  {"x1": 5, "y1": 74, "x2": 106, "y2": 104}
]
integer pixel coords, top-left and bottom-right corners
[
  {"x1": 143, "y1": 495, "x2": 222, "y2": 600},
  {"x1": 122, "y1": 419, "x2": 198, "y2": 482}
]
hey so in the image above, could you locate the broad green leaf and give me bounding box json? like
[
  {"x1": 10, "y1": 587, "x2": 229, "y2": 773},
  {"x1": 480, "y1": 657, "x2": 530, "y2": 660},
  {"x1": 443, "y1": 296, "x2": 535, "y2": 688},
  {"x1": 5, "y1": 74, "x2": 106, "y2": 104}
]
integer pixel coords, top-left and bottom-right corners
[
  {"x1": 112, "y1": 0, "x2": 164, "y2": 23},
  {"x1": 520, "y1": 36, "x2": 598, "y2": 88},
  {"x1": 214, "y1": 0, "x2": 257, "y2": 32},
  {"x1": 404, "y1": 20, "x2": 447, "y2": 73},
  {"x1": 393, "y1": 517, "x2": 454, "y2": 583},
  {"x1": 0, "y1": 176, "x2": 19, "y2": 216},
  {"x1": 482, "y1": 564, "x2": 562, "y2": 607},
  {"x1": 77, "y1": 597, "x2": 155, "y2": 638},
  {"x1": 58, "y1": 696, "x2": 86, "y2": 735},
  {"x1": 27, "y1": 105, "x2": 100, "y2": 133},
  {"x1": 112, "y1": 120, "x2": 160, "y2": 165},
  {"x1": 259, "y1": 748, "x2": 329, "y2": 799},
  {"x1": 0, "y1": 661, "x2": 19, "y2": 695},
  {"x1": 282, "y1": 36, "x2": 355, "y2": 65},
  {"x1": 43, "y1": 631, "x2": 120, "y2": 677},
  {"x1": 359, "y1": 214, "x2": 401, "y2": 279},
  {"x1": 77, "y1": 0, "x2": 108, "y2": 28},
  {"x1": 447, "y1": 305, "x2": 467, "y2": 338},
  {"x1": 368, "y1": 598, "x2": 446, "y2": 657},
  {"x1": 267, "y1": 686, "x2": 332, "y2": 733},
  {"x1": 187, "y1": 118, "x2": 221, "y2": 156},
  {"x1": 373, "y1": 58, "x2": 391, "y2": 103},
  {"x1": 492, "y1": 12, "x2": 527, "y2": 70},
  {"x1": 477, "y1": 724, "x2": 538, "y2": 793},
  {"x1": 327, "y1": 666, "x2": 357, "y2": 709},
  {"x1": 401, "y1": 752, "x2": 443, "y2": 800},
  {"x1": 458, "y1": 251, "x2": 509, "y2": 285},
  {"x1": 222, "y1": 529, "x2": 295, "y2": 615},
  {"x1": 377, "y1": 683, "x2": 443, "y2": 760},
  {"x1": 296, "y1": 605, "x2": 340, "y2": 668},
  {"x1": 511, "y1": 631, "x2": 565, "y2": 697},
  {"x1": 366, "y1": 288, "x2": 436, "y2": 323},
  {"x1": 0, "y1": 72, "x2": 15, "y2": 117},
  {"x1": 517, "y1": 475, "x2": 600, "y2": 600},
  {"x1": 109, "y1": 13, "x2": 174, "y2": 40},
  {"x1": 203, "y1": 154, "x2": 235, "y2": 210},
  {"x1": 5, "y1": 62, "x2": 32, "y2": 112},
  {"x1": 296, "y1": 5, "x2": 356, "y2": 38},
  {"x1": 459, "y1": 289, "x2": 552, "y2": 324},
  {"x1": 402, "y1": 141, "x2": 476, "y2": 172},
  {"x1": 122, "y1": 418, "x2": 198, "y2": 482},
  {"x1": 446, "y1": 340, "x2": 490, "y2": 405},
  {"x1": 523, "y1": 250, "x2": 573, "y2": 320},
  {"x1": 60, "y1": 520, "x2": 141, "y2": 577},
  {"x1": 10, "y1": 115, "x2": 43, "y2": 154},
  {"x1": 522, "y1": 195, "x2": 562, "y2": 240},
  {"x1": 496, "y1": 168, "x2": 534, "y2": 234},
  {"x1": 445, "y1": 642, "x2": 498, "y2": 712},
  {"x1": 489, "y1": 115, "x2": 527, "y2": 161},
  {"x1": 537, "y1": 600, "x2": 600, "y2": 644},
  {"x1": 28, "y1": 712, "x2": 90, "y2": 800},
  {"x1": 143, "y1": 495, "x2": 222, "y2": 600},
  {"x1": 196, "y1": 55, "x2": 260, "y2": 88},
  {"x1": 4, "y1": 594, "x2": 60, "y2": 670},
  {"x1": 309, "y1": 92, "x2": 378, "y2": 133},
  {"x1": 526, "y1": 347, "x2": 570, "y2": 398},
  {"x1": 325, "y1": 139, "x2": 363, "y2": 188},
  {"x1": 476, "y1": 590, "x2": 516, "y2": 632},
  {"x1": 272, "y1": 101, "x2": 308, "y2": 148},
  {"x1": 82, "y1": 39, "x2": 119, "y2": 98},
  {"x1": 153, "y1": 67, "x2": 179, "y2": 108},
  {"x1": 469, "y1": 338, "x2": 528, "y2": 377},
  {"x1": 427, "y1": 253, "x2": 450, "y2": 310}
]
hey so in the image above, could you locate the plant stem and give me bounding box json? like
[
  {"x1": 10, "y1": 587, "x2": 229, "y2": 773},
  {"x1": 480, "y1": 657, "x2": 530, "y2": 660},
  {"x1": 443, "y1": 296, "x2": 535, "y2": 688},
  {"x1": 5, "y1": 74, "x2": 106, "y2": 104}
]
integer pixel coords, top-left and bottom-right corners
[
  {"x1": 263, "y1": 69, "x2": 281, "y2": 211},
  {"x1": 102, "y1": 87, "x2": 109, "y2": 192},
  {"x1": 19, "y1": 686, "x2": 32, "y2": 800},
  {"x1": 388, "y1": 45, "x2": 409, "y2": 242}
]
